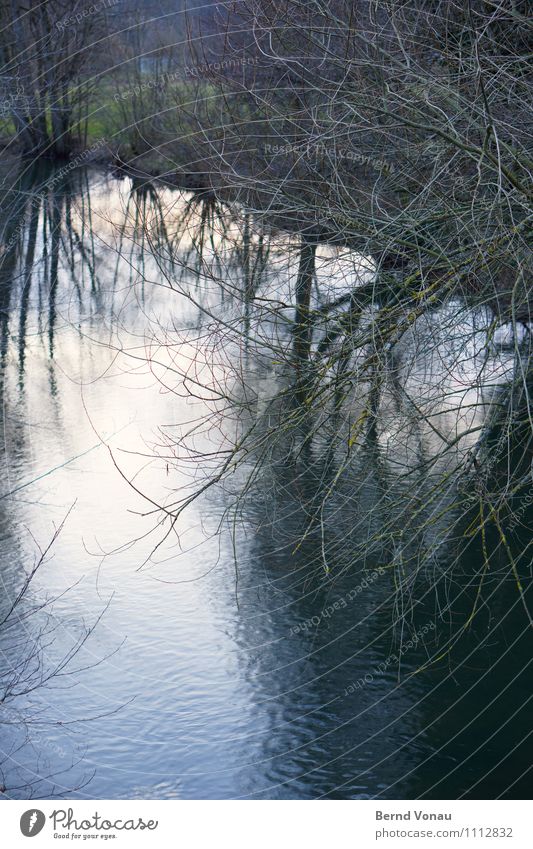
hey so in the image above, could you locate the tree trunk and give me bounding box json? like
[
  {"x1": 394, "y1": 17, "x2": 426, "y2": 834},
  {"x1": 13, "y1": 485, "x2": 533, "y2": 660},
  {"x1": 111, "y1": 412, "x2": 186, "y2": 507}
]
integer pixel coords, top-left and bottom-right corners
[{"x1": 293, "y1": 235, "x2": 316, "y2": 365}]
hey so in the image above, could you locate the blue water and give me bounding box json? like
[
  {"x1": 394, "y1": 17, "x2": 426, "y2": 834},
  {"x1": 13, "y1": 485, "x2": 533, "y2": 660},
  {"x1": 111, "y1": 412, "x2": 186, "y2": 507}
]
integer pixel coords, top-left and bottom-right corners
[{"x1": 0, "y1": 167, "x2": 531, "y2": 799}]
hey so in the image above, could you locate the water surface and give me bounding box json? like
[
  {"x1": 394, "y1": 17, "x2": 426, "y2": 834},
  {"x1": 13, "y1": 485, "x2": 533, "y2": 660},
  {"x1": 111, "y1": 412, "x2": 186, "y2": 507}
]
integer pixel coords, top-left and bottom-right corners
[{"x1": 0, "y1": 166, "x2": 531, "y2": 799}]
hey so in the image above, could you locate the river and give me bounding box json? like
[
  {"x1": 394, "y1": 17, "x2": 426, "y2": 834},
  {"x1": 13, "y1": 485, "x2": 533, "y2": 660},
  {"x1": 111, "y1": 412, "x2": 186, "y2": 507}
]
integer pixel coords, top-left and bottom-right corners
[{"x1": 0, "y1": 165, "x2": 531, "y2": 799}]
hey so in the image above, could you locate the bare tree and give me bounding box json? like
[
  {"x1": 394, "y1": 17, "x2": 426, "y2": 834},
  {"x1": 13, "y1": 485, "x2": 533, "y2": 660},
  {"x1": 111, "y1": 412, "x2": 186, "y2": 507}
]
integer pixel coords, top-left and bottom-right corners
[
  {"x1": 0, "y1": 0, "x2": 118, "y2": 157},
  {"x1": 115, "y1": 0, "x2": 533, "y2": 645}
]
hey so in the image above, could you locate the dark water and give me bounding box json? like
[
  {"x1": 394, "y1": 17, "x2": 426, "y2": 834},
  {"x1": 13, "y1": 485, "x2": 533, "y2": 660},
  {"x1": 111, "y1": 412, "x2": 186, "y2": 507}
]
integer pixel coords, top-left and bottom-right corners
[{"x1": 0, "y1": 164, "x2": 531, "y2": 799}]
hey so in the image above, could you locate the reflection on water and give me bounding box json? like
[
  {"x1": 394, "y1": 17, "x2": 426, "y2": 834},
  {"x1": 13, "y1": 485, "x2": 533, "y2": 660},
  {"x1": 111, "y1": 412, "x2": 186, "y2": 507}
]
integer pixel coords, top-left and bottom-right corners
[{"x1": 0, "y1": 165, "x2": 531, "y2": 799}]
